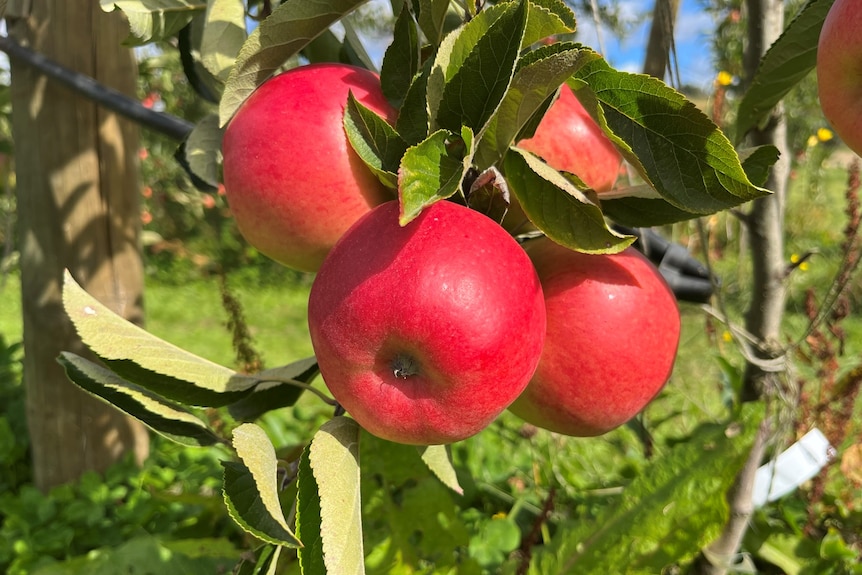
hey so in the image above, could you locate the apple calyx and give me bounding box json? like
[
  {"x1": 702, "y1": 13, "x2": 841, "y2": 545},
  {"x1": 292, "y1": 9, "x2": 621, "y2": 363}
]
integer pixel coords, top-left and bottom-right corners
[{"x1": 391, "y1": 354, "x2": 420, "y2": 379}]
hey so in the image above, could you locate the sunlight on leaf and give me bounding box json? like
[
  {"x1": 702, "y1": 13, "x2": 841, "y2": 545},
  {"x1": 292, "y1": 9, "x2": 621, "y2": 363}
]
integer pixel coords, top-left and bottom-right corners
[
  {"x1": 201, "y1": 0, "x2": 247, "y2": 82},
  {"x1": 530, "y1": 403, "x2": 765, "y2": 574},
  {"x1": 419, "y1": 444, "x2": 463, "y2": 495},
  {"x1": 223, "y1": 423, "x2": 301, "y2": 547},
  {"x1": 100, "y1": 0, "x2": 205, "y2": 45},
  {"x1": 398, "y1": 127, "x2": 474, "y2": 225},
  {"x1": 62, "y1": 270, "x2": 258, "y2": 406},
  {"x1": 58, "y1": 352, "x2": 222, "y2": 447},
  {"x1": 429, "y1": 0, "x2": 527, "y2": 135},
  {"x1": 475, "y1": 42, "x2": 588, "y2": 169},
  {"x1": 309, "y1": 417, "x2": 364, "y2": 575}
]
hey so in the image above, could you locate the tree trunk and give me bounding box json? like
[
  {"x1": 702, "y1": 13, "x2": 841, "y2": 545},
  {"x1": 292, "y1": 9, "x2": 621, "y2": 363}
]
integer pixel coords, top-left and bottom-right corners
[
  {"x1": 642, "y1": 0, "x2": 681, "y2": 81},
  {"x1": 692, "y1": 1, "x2": 789, "y2": 573},
  {"x1": 8, "y1": 0, "x2": 150, "y2": 491}
]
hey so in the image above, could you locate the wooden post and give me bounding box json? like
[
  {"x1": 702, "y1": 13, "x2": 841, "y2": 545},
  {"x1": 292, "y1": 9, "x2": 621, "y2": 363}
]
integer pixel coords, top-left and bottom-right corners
[{"x1": 8, "y1": 0, "x2": 150, "y2": 491}]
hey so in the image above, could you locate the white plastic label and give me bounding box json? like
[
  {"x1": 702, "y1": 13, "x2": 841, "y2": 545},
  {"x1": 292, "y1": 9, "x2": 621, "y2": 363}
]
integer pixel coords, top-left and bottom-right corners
[{"x1": 752, "y1": 428, "x2": 835, "y2": 508}]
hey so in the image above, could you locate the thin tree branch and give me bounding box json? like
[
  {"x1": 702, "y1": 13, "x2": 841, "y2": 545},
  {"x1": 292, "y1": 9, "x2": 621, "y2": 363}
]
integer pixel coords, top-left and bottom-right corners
[{"x1": 691, "y1": 1, "x2": 790, "y2": 573}]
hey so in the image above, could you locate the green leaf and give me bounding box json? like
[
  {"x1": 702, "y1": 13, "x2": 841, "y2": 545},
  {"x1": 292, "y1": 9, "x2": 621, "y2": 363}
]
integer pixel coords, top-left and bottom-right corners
[
  {"x1": 735, "y1": 0, "x2": 834, "y2": 141},
  {"x1": 223, "y1": 423, "x2": 302, "y2": 547},
  {"x1": 397, "y1": 127, "x2": 475, "y2": 225},
  {"x1": 530, "y1": 403, "x2": 765, "y2": 574},
  {"x1": 58, "y1": 352, "x2": 222, "y2": 447},
  {"x1": 428, "y1": 0, "x2": 527, "y2": 135},
  {"x1": 600, "y1": 195, "x2": 705, "y2": 228},
  {"x1": 344, "y1": 93, "x2": 409, "y2": 189},
  {"x1": 227, "y1": 358, "x2": 321, "y2": 422},
  {"x1": 62, "y1": 270, "x2": 257, "y2": 406},
  {"x1": 302, "y1": 28, "x2": 345, "y2": 64},
  {"x1": 416, "y1": 0, "x2": 451, "y2": 45},
  {"x1": 570, "y1": 52, "x2": 772, "y2": 215},
  {"x1": 748, "y1": 532, "x2": 810, "y2": 575},
  {"x1": 395, "y1": 57, "x2": 433, "y2": 145},
  {"x1": 185, "y1": 114, "x2": 224, "y2": 188},
  {"x1": 740, "y1": 145, "x2": 781, "y2": 187},
  {"x1": 504, "y1": 148, "x2": 633, "y2": 253},
  {"x1": 236, "y1": 544, "x2": 282, "y2": 575},
  {"x1": 602, "y1": 145, "x2": 780, "y2": 227},
  {"x1": 522, "y1": 0, "x2": 577, "y2": 47},
  {"x1": 100, "y1": 0, "x2": 205, "y2": 45},
  {"x1": 475, "y1": 42, "x2": 589, "y2": 169},
  {"x1": 361, "y1": 432, "x2": 474, "y2": 572},
  {"x1": 201, "y1": 0, "x2": 247, "y2": 82},
  {"x1": 296, "y1": 444, "x2": 325, "y2": 575},
  {"x1": 381, "y1": 3, "x2": 420, "y2": 109},
  {"x1": 219, "y1": 0, "x2": 372, "y2": 126},
  {"x1": 180, "y1": 16, "x2": 224, "y2": 103},
  {"x1": 308, "y1": 417, "x2": 364, "y2": 575},
  {"x1": 418, "y1": 444, "x2": 463, "y2": 495}
]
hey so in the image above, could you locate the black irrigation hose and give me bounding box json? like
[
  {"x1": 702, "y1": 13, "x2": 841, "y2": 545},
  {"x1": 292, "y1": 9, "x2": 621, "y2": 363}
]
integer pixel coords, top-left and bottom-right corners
[{"x1": 0, "y1": 35, "x2": 194, "y2": 142}]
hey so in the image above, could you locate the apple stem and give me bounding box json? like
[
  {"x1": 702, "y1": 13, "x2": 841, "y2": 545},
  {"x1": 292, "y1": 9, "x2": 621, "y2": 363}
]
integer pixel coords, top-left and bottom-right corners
[{"x1": 392, "y1": 354, "x2": 420, "y2": 379}]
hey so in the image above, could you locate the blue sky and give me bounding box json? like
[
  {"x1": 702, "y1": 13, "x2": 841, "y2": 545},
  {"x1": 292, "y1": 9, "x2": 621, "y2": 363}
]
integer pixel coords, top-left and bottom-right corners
[{"x1": 573, "y1": 0, "x2": 718, "y2": 90}]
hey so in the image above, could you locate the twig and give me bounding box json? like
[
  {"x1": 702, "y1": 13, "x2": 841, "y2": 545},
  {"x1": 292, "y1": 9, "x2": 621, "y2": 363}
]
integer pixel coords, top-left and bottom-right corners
[{"x1": 516, "y1": 486, "x2": 556, "y2": 575}]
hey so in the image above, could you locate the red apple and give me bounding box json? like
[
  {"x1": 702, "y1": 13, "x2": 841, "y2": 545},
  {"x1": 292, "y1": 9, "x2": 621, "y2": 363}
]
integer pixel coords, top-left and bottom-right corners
[
  {"x1": 222, "y1": 63, "x2": 397, "y2": 272},
  {"x1": 817, "y1": 0, "x2": 862, "y2": 156},
  {"x1": 308, "y1": 200, "x2": 547, "y2": 445},
  {"x1": 518, "y1": 84, "x2": 623, "y2": 193},
  {"x1": 509, "y1": 237, "x2": 680, "y2": 436}
]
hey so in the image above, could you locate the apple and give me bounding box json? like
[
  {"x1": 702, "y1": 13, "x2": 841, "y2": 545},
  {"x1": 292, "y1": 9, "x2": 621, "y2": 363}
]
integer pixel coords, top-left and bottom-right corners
[
  {"x1": 508, "y1": 237, "x2": 680, "y2": 437},
  {"x1": 817, "y1": 0, "x2": 862, "y2": 156},
  {"x1": 307, "y1": 200, "x2": 547, "y2": 445},
  {"x1": 518, "y1": 84, "x2": 623, "y2": 193},
  {"x1": 221, "y1": 63, "x2": 398, "y2": 272}
]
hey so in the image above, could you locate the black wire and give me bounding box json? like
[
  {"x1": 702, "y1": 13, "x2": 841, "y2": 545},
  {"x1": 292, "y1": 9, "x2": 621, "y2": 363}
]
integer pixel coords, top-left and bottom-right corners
[{"x1": 0, "y1": 35, "x2": 194, "y2": 142}]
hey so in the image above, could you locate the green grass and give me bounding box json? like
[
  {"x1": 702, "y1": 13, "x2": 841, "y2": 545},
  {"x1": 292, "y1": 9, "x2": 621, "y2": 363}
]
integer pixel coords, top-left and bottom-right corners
[
  {"x1": 142, "y1": 276, "x2": 314, "y2": 369},
  {"x1": 0, "y1": 273, "x2": 314, "y2": 371}
]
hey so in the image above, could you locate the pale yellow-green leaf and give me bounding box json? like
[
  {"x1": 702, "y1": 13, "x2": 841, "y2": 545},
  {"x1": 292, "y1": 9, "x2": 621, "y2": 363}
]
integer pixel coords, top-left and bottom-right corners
[
  {"x1": 185, "y1": 114, "x2": 224, "y2": 187},
  {"x1": 201, "y1": 0, "x2": 246, "y2": 82},
  {"x1": 100, "y1": 0, "x2": 205, "y2": 45},
  {"x1": 232, "y1": 423, "x2": 294, "y2": 535},
  {"x1": 309, "y1": 417, "x2": 365, "y2": 575},
  {"x1": 419, "y1": 445, "x2": 463, "y2": 495},
  {"x1": 62, "y1": 270, "x2": 257, "y2": 394},
  {"x1": 59, "y1": 352, "x2": 221, "y2": 447}
]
